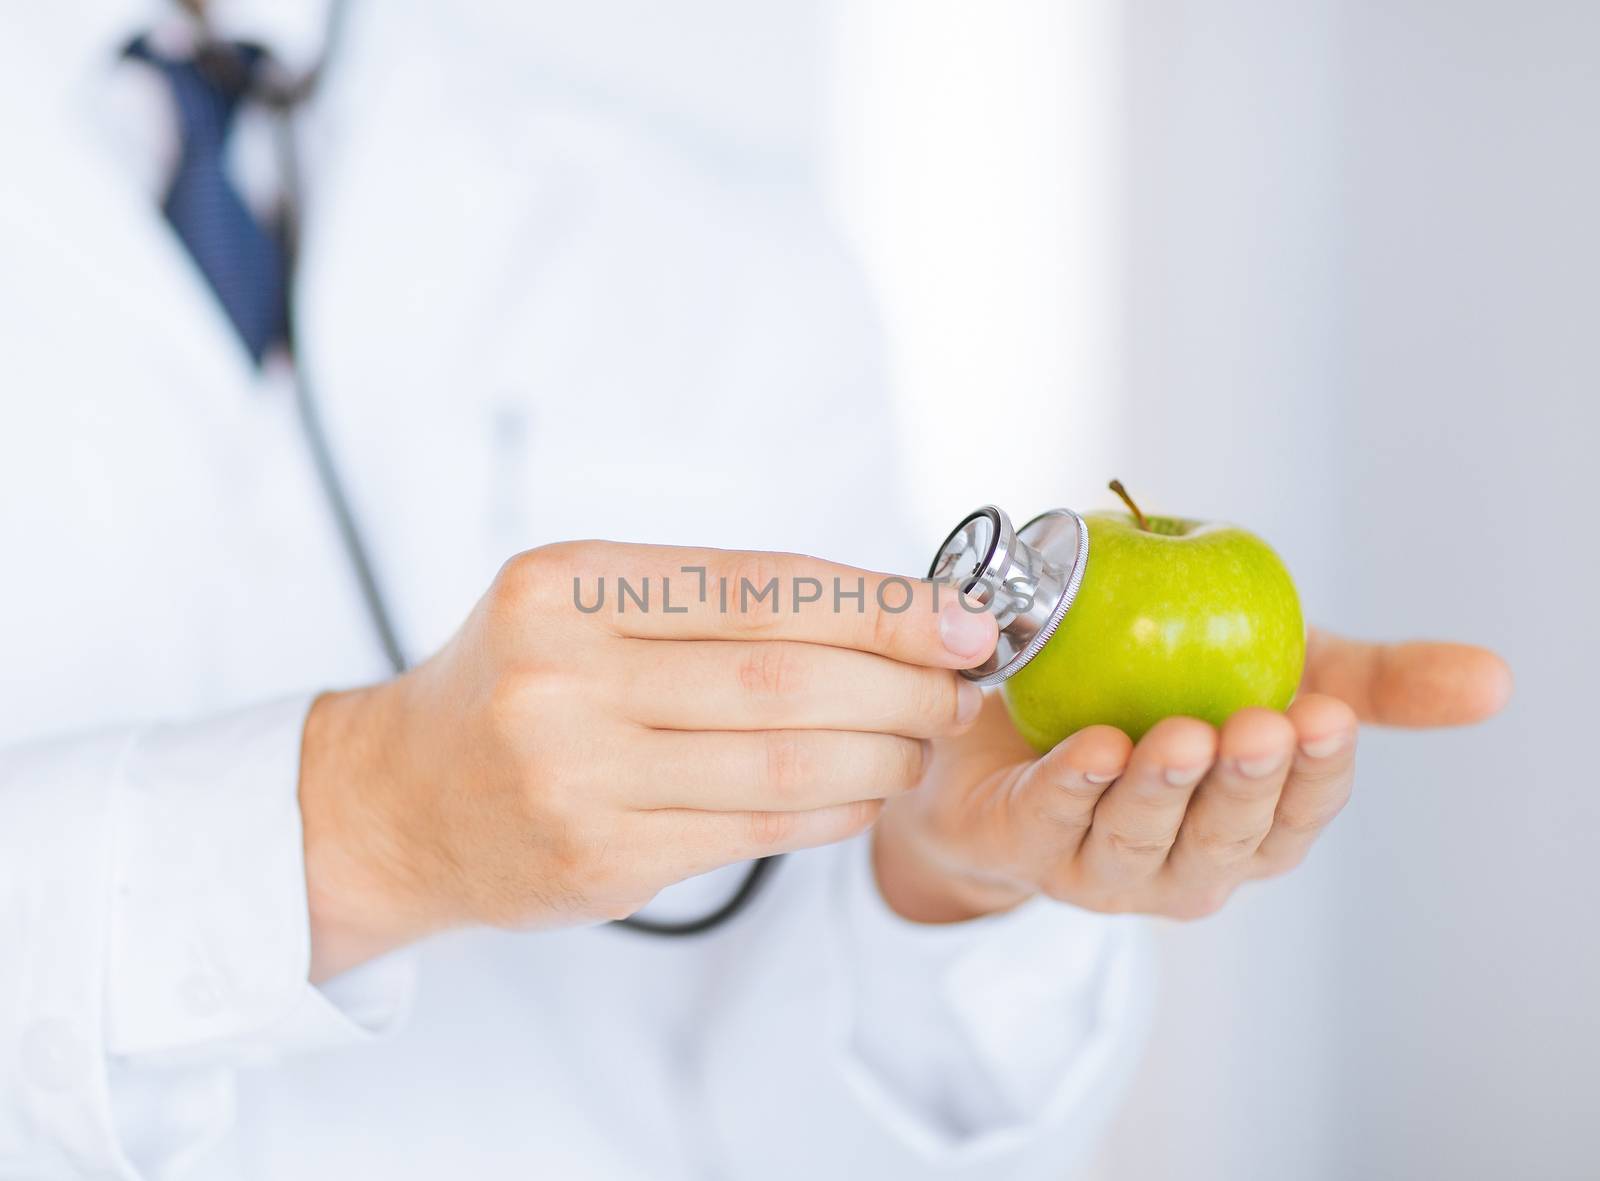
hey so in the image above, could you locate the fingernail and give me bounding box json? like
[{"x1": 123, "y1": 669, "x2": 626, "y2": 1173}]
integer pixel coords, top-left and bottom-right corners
[
  {"x1": 1163, "y1": 765, "x2": 1206, "y2": 788},
  {"x1": 1300, "y1": 733, "x2": 1350, "y2": 760},
  {"x1": 1083, "y1": 770, "x2": 1118, "y2": 785},
  {"x1": 956, "y1": 679, "x2": 983, "y2": 724},
  {"x1": 1236, "y1": 754, "x2": 1285, "y2": 779},
  {"x1": 939, "y1": 598, "x2": 994, "y2": 662}
]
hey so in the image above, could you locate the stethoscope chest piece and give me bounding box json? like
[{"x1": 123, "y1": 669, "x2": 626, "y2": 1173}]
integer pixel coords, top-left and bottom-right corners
[{"x1": 926, "y1": 505, "x2": 1090, "y2": 687}]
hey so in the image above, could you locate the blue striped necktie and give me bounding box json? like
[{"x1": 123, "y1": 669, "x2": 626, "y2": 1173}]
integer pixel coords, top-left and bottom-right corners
[{"x1": 125, "y1": 36, "x2": 289, "y2": 365}]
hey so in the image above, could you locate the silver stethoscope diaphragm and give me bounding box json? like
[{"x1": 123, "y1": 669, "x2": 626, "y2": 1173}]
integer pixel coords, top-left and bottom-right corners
[{"x1": 926, "y1": 505, "x2": 1090, "y2": 687}]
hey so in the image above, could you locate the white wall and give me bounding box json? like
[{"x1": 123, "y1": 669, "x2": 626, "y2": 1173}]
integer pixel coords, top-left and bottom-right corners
[
  {"x1": 825, "y1": 0, "x2": 1127, "y2": 542},
  {"x1": 1317, "y1": 3, "x2": 1598, "y2": 1176},
  {"x1": 1106, "y1": 4, "x2": 1599, "y2": 1177},
  {"x1": 827, "y1": 1, "x2": 1599, "y2": 1178}
]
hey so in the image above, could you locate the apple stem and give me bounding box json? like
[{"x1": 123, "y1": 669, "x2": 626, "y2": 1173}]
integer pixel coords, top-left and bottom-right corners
[{"x1": 1108, "y1": 479, "x2": 1151, "y2": 531}]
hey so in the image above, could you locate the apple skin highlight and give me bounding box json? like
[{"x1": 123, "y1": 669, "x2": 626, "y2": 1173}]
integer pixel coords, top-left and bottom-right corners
[{"x1": 1002, "y1": 511, "x2": 1306, "y2": 751}]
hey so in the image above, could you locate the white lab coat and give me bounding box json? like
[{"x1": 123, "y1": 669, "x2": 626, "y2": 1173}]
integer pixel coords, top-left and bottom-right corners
[{"x1": 0, "y1": 3, "x2": 1150, "y2": 1178}]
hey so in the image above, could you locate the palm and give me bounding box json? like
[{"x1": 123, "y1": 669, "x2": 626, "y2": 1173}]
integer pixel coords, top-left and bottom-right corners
[{"x1": 876, "y1": 629, "x2": 1511, "y2": 922}]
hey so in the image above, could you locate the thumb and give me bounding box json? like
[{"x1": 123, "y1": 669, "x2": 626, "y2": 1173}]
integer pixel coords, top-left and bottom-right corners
[{"x1": 1302, "y1": 628, "x2": 1513, "y2": 728}]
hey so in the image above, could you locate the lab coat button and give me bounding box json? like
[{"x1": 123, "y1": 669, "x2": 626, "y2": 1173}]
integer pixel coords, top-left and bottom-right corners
[
  {"x1": 180, "y1": 972, "x2": 227, "y2": 1018},
  {"x1": 21, "y1": 1018, "x2": 89, "y2": 1092}
]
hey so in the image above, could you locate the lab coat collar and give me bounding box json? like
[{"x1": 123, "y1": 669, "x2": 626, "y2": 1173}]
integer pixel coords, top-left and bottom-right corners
[{"x1": 23, "y1": 0, "x2": 334, "y2": 100}]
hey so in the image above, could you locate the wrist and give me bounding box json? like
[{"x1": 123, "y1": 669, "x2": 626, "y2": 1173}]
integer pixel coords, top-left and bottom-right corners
[
  {"x1": 299, "y1": 684, "x2": 449, "y2": 982},
  {"x1": 872, "y1": 803, "x2": 1034, "y2": 924}
]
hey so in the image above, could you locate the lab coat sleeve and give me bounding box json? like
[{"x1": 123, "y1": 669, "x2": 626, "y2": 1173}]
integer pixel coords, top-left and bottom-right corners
[
  {"x1": 0, "y1": 698, "x2": 413, "y2": 1179},
  {"x1": 695, "y1": 837, "x2": 1152, "y2": 1180}
]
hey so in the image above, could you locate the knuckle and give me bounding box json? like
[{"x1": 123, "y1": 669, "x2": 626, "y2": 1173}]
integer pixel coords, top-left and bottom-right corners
[
  {"x1": 497, "y1": 545, "x2": 564, "y2": 604},
  {"x1": 1037, "y1": 802, "x2": 1091, "y2": 830},
  {"x1": 737, "y1": 642, "x2": 807, "y2": 701},
  {"x1": 546, "y1": 813, "x2": 629, "y2": 890},
  {"x1": 1190, "y1": 826, "x2": 1267, "y2": 861},
  {"x1": 493, "y1": 547, "x2": 542, "y2": 592},
  {"x1": 914, "y1": 671, "x2": 964, "y2": 732},
  {"x1": 496, "y1": 541, "x2": 615, "y2": 622},
  {"x1": 1282, "y1": 758, "x2": 1345, "y2": 789},
  {"x1": 531, "y1": 823, "x2": 596, "y2": 913},
  {"x1": 563, "y1": 825, "x2": 611, "y2": 883},
  {"x1": 1272, "y1": 803, "x2": 1342, "y2": 837},
  {"x1": 486, "y1": 668, "x2": 537, "y2": 735},
  {"x1": 887, "y1": 739, "x2": 929, "y2": 793},
  {"x1": 1037, "y1": 804, "x2": 1094, "y2": 838},
  {"x1": 723, "y1": 552, "x2": 789, "y2": 633},
  {"x1": 1053, "y1": 772, "x2": 1112, "y2": 806},
  {"x1": 868, "y1": 595, "x2": 907, "y2": 655},
  {"x1": 526, "y1": 766, "x2": 582, "y2": 833},
  {"x1": 747, "y1": 809, "x2": 799, "y2": 850},
  {"x1": 487, "y1": 665, "x2": 570, "y2": 736},
  {"x1": 505, "y1": 753, "x2": 589, "y2": 849},
  {"x1": 543, "y1": 538, "x2": 604, "y2": 574},
  {"x1": 830, "y1": 799, "x2": 884, "y2": 841},
  {"x1": 1106, "y1": 830, "x2": 1176, "y2": 859},
  {"x1": 848, "y1": 798, "x2": 885, "y2": 834},
  {"x1": 761, "y1": 731, "x2": 811, "y2": 799}
]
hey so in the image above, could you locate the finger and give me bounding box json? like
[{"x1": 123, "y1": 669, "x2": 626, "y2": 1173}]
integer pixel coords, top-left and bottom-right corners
[
  {"x1": 1078, "y1": 717, "x2": 1217, "y2": 888},
  {"x1": 615, "y1": 639, "x2": 983, "y2": 738},
  {"x1": 647, "y1": 799, "x2": 885, "y2": 875},
  {"x1": 1163, "y1": 708, "x2": 1297, "y2": 895},
  {"x1": 1002, "y1": 725, "x2": 1133, "y2": 875},
  {"x1": 1302, "y1": 628, "x2": 1512, "y2": 727},
  {"x1": 1252, "y1": 694, "x2": 1359, "y2": 877},
  {"x1": 574, "y1": 544, "x2": 999, "y2": 670},
  {"x1": 630, "y1": 729, "x2": 929, "y2": 811}
]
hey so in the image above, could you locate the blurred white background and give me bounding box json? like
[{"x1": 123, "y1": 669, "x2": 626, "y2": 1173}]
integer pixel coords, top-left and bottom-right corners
[{"x1": 825, "y1": 1, "x2": 1599, "y2": 1179}]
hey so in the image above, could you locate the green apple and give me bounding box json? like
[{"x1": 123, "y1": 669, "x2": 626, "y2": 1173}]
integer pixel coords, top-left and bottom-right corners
[{"x1": 1002, "y1": 482, "x2": 1306, "y2": 751}]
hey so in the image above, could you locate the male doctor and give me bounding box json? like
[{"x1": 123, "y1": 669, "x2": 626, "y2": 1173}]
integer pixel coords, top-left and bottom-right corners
[{"x1": 1, "y1": 2, "x2": 1511, "y2": 1179}]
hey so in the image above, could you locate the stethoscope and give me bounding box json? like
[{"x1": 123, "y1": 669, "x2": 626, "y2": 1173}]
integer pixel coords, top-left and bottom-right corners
[{"x1": 201, "y1": 0, "x2": 1090, "y2": 938}]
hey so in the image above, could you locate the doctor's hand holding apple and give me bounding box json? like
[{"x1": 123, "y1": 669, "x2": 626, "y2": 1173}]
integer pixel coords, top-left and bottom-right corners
[{"x1": 873, "y1": 484, "x2": 1513, "y2": 924}]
